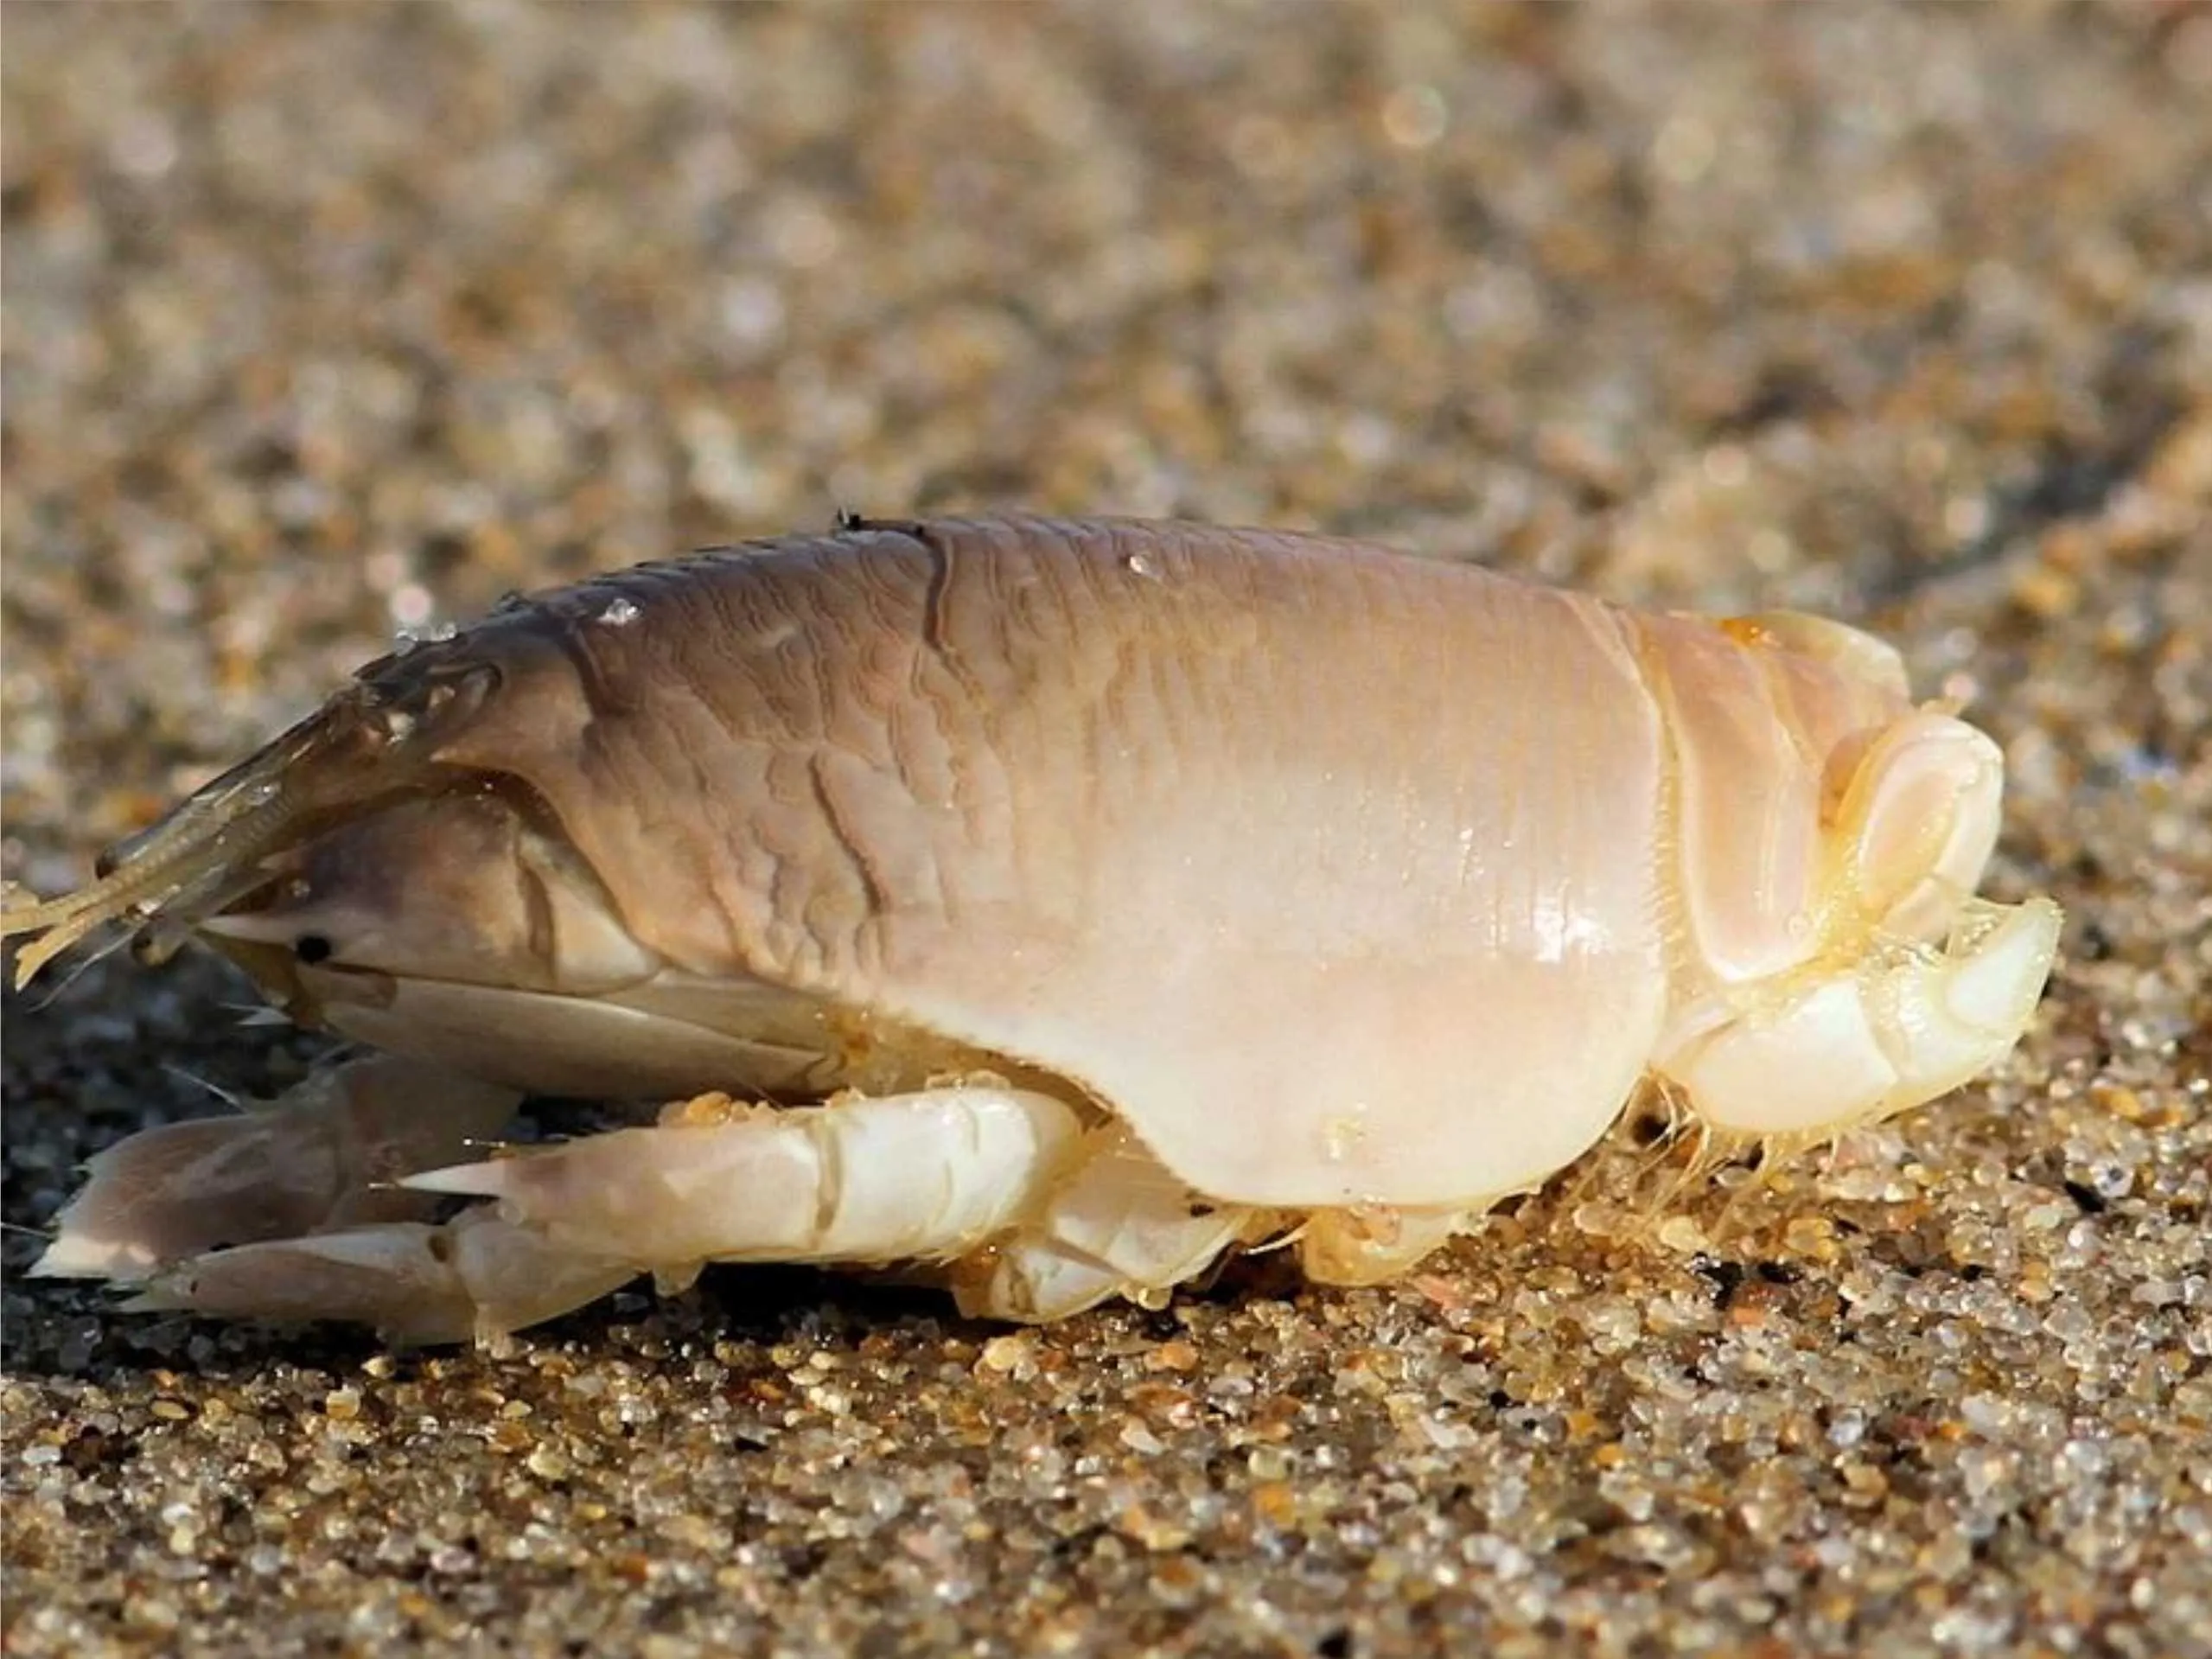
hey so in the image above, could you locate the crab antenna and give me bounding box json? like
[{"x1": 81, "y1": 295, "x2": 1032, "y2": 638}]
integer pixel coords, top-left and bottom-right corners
[{"x1": 0, "y1": 718, "x2": 331, "y2": 990}]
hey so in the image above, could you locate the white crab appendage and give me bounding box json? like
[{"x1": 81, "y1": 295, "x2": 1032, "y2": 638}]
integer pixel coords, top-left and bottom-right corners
[{"x1": 5, "y1": 517, "x2": 2060, "y2": 1343}]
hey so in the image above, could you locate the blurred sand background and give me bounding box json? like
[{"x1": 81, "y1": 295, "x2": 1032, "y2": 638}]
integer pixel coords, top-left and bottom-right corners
[{"x1": 3, "y1": 4, "x2": 2208, "y2": 1656}]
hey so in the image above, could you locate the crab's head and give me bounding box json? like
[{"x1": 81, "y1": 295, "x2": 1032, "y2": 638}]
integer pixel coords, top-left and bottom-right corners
[
  {"x1": 196, "y1": 775, "x2": 797, "y2": 1099},
  {"x1": 197, "y1": 785, "x2": 658, "y2": 1015},
  {"x1": 1, "y1": 619, "x2": 838, "y2": 1101}
]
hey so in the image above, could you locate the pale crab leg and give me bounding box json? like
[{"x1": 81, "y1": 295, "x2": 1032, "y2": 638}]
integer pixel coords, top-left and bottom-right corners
[
  {"x1": 953, "y1": 1125, "x2": 1258, "y2": 1322},
  {"x1": 408, "y1": 1087, "x2": 1088, "y2": 1265},
  {"x1": 123, "y1": 1210, "x2": 646, "y2": 1346},
  {"x1": 32, "y1": 1056, "x2": 521, "y2": 1282},
  {"x1": 124, "y1": 1086, "x2": 1091, "y2": 1343}
]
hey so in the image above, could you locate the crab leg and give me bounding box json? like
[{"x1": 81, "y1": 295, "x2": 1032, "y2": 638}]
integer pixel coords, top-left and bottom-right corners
[
  {"x1": 122, "y1": 1209, "x2": 643, "y2": 1346},
  {"x1": 124, "y1": 1086, "x2": 1089, "y2": 1343},
  {"x1": 32, "y1": 1056, "x2": 520, "y2": 1283},
  {"x1": 953, "y1": 1125, "x2": 1259, "y2": 1322},
  {"x1": 409, "y1": 1087, "x2": 1087, "y2": 1265}
]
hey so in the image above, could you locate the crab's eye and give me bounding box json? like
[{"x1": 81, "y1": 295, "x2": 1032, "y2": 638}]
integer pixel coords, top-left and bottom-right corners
[{"x1": 292, "y1": 934, "x2": 335, "y2": 965}]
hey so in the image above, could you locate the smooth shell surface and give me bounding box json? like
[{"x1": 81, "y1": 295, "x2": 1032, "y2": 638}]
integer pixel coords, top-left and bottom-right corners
[{"x1": 379, "y1": 518, "x2": 1672, "y2": 1207}]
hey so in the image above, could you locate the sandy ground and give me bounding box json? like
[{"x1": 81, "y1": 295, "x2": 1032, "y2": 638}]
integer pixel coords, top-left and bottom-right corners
[{"x1": 3, "y1": 5, "x2": 2208, "y2": 1656}]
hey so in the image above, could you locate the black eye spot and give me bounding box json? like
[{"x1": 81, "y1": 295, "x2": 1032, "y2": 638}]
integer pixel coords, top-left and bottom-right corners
[{"x1": 293, "y1": 934, "x2": 335, "y2": 965}]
